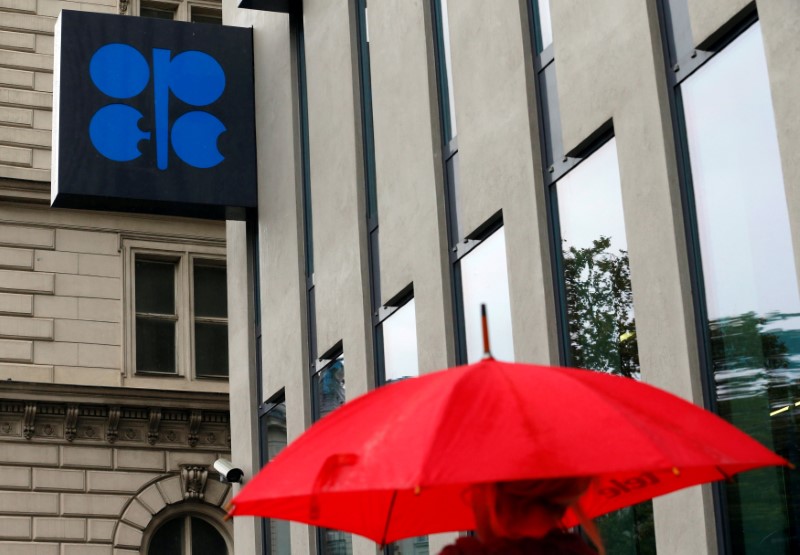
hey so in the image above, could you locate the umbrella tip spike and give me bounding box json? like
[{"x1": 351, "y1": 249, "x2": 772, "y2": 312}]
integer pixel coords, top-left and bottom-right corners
[{"x1": 481, "y1": 304, "x2": 493, "y2": 360}]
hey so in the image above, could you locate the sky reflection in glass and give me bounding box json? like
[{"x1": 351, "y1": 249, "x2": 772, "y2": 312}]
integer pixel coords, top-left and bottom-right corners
[
  {"x1": 383, "y1": 299, "x2": 419, "y2": 383},
  {"x1": 461, "y1": 227, "x2": 514, "y2": 363}
]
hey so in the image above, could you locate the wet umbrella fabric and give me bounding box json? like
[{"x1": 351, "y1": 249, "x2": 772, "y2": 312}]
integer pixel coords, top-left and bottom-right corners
[{"x1": 230, "y1": 359, "x2": 789, "y2": 544}]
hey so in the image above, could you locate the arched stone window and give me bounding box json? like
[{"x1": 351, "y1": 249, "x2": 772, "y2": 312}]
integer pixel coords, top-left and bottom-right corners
[{"x1": 143, "y1": 505, "x2": 232, "y2": 555}]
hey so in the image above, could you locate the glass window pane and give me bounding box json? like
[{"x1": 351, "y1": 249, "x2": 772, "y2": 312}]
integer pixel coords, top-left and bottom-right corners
[
  {"x1": 682, "y1": 22, "x2": 800, "y2": 552},
  {"x1": 140, "y1": 4, "x2": 175, "y2": 20},
  {"x1": 195, "y1": 322, "x2": 228, "y2": 378},
  {"x1": 136, "y1": 317, "x2": 176, "y2": 373},
  {"x1": 460, "y1": 227, "x2": 515, "y2": 363},
  {"x1": 383, "y1": 299, "x2": 419, "y2": 383},
  {"x1": 314, "y1": 357, "x2": 345, "y2": 420},
  {"x1": 192, "y1": 517, "x2": 228, "y2": 555},
  {"x1": 535, "y1": 0, "x2": 553, "y2": 52},
  {"x1": 194, "y1": 264, "x2": 228, "y2": 318},
  {"x1": 555, "y1": 138, "x2": 654, "y2": 552},
  {"x1": 438, "y1": 0, "x2": 457, "y2": 140},
  {"x1": 135, "y1": 259, "x2": 175, "y2": 315},
  {"x1": 261, "y1": 398, "x2": 291, "y2": 555},
  {"x1": 556, "y1": 139, "x2": 639, "y2": 378},
  {"x1": 191, "y1": 8, "x2": 222, "y2": 24},
  {"x1": 148, "y1": 517, "x2": 183, "y2": 555}
]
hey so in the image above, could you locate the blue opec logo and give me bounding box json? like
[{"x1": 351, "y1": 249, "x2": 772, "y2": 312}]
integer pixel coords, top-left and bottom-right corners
[{"x1": 88, "y1": 43, "x2": 226, "y2": 170}]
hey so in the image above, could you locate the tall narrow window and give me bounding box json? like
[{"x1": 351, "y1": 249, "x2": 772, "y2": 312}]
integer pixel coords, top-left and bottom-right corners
[
  {"x1": 554, "y1": 138, "x2": 654, "y2": 552},
  {"x1": 135, "y1": 259, "x2": 178, "y2": 374},
  {"x1": 193, "y1": 261, "x2": 229, "y2": 378},
  {"x1": 681, "y1": 22, "x2": 800, "y2": 553},
  {"x1": 382, "y1": 298, "x2": 419, "y2": 384},
  {"x1": 460, "y1": 226, "x2": 515, "y2": 363},
  {"x1": 436, "y1": 0, "x2": 457, "y2": 141},
  {"x1": 147, "y1": 514, "x2": 229, "y2": 555},
  {"x1": 313, "y1": 353, "x2": 352, "y2": 555},
  {"x1": 533, "y1": 0, "x2": 552, "y2": 52},
  {"x1": 260, "y1": 393, "x2": 290, "y2": 555}
]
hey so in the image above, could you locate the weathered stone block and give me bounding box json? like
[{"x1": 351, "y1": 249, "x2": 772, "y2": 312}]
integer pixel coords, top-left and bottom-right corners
[
  {"x1": 0, "y1": 542, "x2": 57, "y2": 555},
  {"x1": 33, "y1": 295, "x2": 76, "y2": 319},
  {"x1": 0, "y1": 225, "x2": 53, "y2": 250},
  {"x1": 0, "y1": 315, "x2": 53, "y2": 340},
  {"x1": 53, "y1": 319, "x2": 118, "y2": 345},
  {"x1": 87, "y1": 471, "x2": 157, "y2": 494},
  {"x1": 33, "y1": 468, "x2": 84, "y2": 491},
  {"x1": 0, "y1": 293, "x2": 32, "y2": 315},
  {"x1": 61, "y1": 446, "x2": 112, "y2": 469},
  {"x1": 0, "y1": 491, "x2": 58, "y2": 514},
  {"x1": 114, "y1": 449, "x2": 164, "y2": 472},
  {"x1": 87, "y1": 519, "x2": 115, "y2": 542},
  {"x1": 78, "y1": 254, "x2": 120, "y2": 278},
  {"x1": 204, "y1": 479, "x2": 229, "y2": 507},
  {"x1": 156, "y1": 475, "x2": 182, "y2": 505},
  {"x1": 0, "y1": 517, "x2": 31, "y2": 540},
  {"x1": 77, "y1": 344, "x2": 119, "y2": 369},
  {"x1": 0, "y1": 443, "x2": 57, "y2": 466},
  {"x1": 77, "y1": 298, "x2": 120, "y2": 323},
  {"x1": 54, "y1": 274, "x2": 119, "y2": 300},
  {"x1": 0, "y1": 30, "x2": 35, "y2": 52},
  {"x1": 114, "y1": 522, "x2": 143, "y2": 549},
  {"x1": 0, "y1": 465, "x2": 31, "y2": 489},
  {"x1": 136, "y1": 485, "x2": 166, "y2": 514},
  {"x1": 33, "y1": 250, "x2": 77, "y2": 274},
  {"x1": 32, "y1": 517, "x2": 86, "y2": 541},
  {"x1": 0, "y1": 269, "x2": 54, "y2": 294},
  {"x1": 62, "y1": 544, "x2": 112, "y2": 555},
  {"x1": 0, "y1": 247, "x2": 33, "y2": 270},
  {"x1": 0, "y1": 0, "x2": 36, "y2": 13},
  {"x1": 55, "y1": 230, "x2": 118, "y2": 256},
  {"x1": 120, "y1": 499, "x2": 151, "y2": 529},
  {"x1": 166, "y1": 451, "x2": 216, "y2": 472},
  {"x1": 0, "y1": 362, "x2": 53, "y2": 382},
  {"x1": 33, "y1": 341, "x2": 78, "y2": 366},
  {"x1": 0, "y1": 339, "x2": 32, "y2": 362},
  {"x1": 61, "y1": 494, "x2": 128, "y2": 517},
  {"x1": 54, "y1": 366, "x2": 120, "y2": 387}
]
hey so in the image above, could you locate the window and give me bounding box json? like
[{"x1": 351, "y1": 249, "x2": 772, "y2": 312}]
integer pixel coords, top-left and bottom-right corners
[
  {"x1": 553, "y1": 138, "x2": 654, "y2": 553},
  {"x1": 124, "y1": 239, "x2": 227, "y2": 383},
  {"x1": 379, "y1": 294, "x2": 419, "y2": 385},
  {"x1": 260, "y1": 392, "x2": 290, "y2": 555},
  {"x1": 134, "y1": 0, "x2": 221, "y2": 24},
  {"x1": 148, "y1": 514, "x2": 229, "y2": 555},
  {"x1": 532, "y1": 0, "x2": 552, "y2": 52},
  {"x1": 312, "y1": 351, "x2": 352, "y2": 555},
  {"x1": 680, "y1": 21, "x2": 800, "y2": 552},
  {"x1": 460, "y1": 226, "x2": 515, "y2": 363}
]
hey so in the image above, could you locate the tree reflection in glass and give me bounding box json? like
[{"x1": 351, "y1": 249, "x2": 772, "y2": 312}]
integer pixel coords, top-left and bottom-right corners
[
  {"x1": 682, "y1": 22, "x2": 800, "y2": 552},
  {"x1": 555, "y1": 138, "x2": 654, "y2": 554}
]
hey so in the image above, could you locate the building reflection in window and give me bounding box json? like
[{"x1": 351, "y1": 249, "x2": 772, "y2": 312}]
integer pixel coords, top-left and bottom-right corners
[
  {"x1": 260, "y1": 395, "x2": 290, "y2": 555},
  {"x1": 555, "y1": 138, "x2": 654, "y2": 553},
  {"x1": 313, "y1": 355, "x2": 352, "y2": 555},
  {"x1": 682, "y1": 21, "x2": 800, "y2": 553},
  {"x1": 460, "y1": 227, "x2": 515, "y2": 363}
]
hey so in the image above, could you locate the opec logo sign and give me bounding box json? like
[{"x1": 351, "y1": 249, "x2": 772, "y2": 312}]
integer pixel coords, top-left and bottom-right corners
[{"x1": 52, "y1": 11, "x2": 256, "y2": 220}]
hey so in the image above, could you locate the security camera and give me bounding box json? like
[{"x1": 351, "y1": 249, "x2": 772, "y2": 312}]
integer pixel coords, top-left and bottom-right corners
[{"x1": 213, "y1": 458, "x2": 243, "y2": 483}]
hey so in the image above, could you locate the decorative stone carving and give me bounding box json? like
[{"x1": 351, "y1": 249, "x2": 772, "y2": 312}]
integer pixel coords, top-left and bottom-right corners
[
  {"x1": 180, "y1": 465, "x2": 209, "y2": 500},
  {"x1": 65, "y1": 404, "x2": 79, "y2": 442},
  {"x1": 42, "y1": 424, "x2": 54, "y2": 437},
  {"x1": 23, "y1": 402, "x2": 36, "y2": 440},
  {"x1": 119, "y1": 0, "x2": 128, "y2": 14},
  {"x1": 1, "y1": 422, "x2": 11, "y2": 434},
  {"x1": 147, "y1": 408, "x2": 162, "y2": 445},
  {"x1": 107, "y1": 406, "x2": 121, "y2": 444},
  {"x1": 188, "y1": 410, "x2": 202, "y2": 448}
]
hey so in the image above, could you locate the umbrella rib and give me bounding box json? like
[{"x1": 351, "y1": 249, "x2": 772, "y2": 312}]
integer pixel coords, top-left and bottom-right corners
[{"x1": 380, "y1": 490, "x2": 398, "y2": 547}]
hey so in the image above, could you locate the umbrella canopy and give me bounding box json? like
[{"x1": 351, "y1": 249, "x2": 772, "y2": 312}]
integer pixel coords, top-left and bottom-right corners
[{"x1": 230, "y1": 359, "x2": 789, "y2": 544}]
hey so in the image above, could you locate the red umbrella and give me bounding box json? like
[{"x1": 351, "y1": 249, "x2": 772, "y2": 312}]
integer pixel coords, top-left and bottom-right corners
[{"x1": 229, "y1": 358, "x2": 789, "y2": 545}]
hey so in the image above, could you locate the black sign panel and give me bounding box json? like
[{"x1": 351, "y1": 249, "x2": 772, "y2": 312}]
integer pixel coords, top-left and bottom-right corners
[{"x1": 52, "y1": 11, "x2": 256, "y2": 220}]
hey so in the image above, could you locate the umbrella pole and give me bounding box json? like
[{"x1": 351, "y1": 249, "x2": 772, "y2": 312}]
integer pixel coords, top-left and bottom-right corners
[{"x1": 481, "y1": 304, "x2": 492, "y2": 359}]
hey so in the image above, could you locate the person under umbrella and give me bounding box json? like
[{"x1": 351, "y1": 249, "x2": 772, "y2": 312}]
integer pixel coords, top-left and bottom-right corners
[{"x1": 439, "y1": 478, "x2": 602, "y2": 555}]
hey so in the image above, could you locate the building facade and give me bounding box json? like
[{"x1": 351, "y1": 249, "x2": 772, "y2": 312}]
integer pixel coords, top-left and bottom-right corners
[
  {"x1": 0, "y1": 0, "x2": 233, "y2": 553},
  {"x1": 226, "y1": 1, "x2": 800, "y2": 555}
]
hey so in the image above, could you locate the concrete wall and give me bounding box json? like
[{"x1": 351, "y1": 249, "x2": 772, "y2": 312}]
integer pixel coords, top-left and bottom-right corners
[{"x1": 226, "y1": 1, "x2": 800, "y2": 554}]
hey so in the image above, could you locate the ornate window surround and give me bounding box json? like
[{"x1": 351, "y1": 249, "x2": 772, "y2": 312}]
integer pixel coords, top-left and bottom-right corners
[{"x1": 120, "y1": 0, "x2": 222, "y2": 23}]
